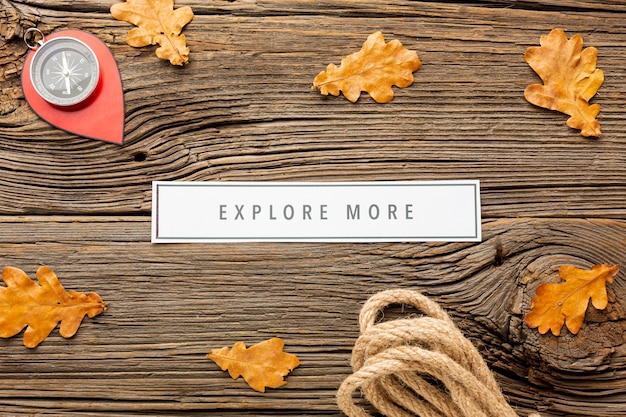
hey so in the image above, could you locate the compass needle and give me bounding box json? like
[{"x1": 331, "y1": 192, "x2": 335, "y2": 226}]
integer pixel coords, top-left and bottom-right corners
[{"x1": 61, "y1": 51, "x2": 70, "y2": 94}]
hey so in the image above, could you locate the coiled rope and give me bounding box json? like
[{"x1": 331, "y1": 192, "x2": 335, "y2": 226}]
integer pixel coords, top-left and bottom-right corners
[{"x1": 337, "y1": 289, "x2": 540, "y2": 417}]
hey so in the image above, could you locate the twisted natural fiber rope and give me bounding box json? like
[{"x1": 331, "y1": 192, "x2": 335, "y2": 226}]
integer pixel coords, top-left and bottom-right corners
[{"x1": 337, "y1": 289, "x2": 540, "y2": 417}]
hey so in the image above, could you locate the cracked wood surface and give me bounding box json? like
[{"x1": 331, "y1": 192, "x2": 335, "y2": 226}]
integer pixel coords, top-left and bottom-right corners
[{"x1": 1, "y1": 1, "x2": 626, "y2": 416}]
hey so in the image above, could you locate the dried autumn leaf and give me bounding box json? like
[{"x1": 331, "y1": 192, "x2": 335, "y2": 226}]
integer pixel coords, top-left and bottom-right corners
[
  {"x1": 207, "y1": 337, "x2": 300, "y2": 392},
  {"x1": 524, "y1": 28, "x2": 604, "y2": 137},
  {"x1": 524, "y1": 264, "x2": 619, "y2": 336},
  {"x1": 110, "y1": 0, "x2": 194, "y2": 66},
  {"x1": 312, "y1": 31, "x2": 422, "y2": 103},
  {"x1": 0, "y1": 266, "x2": 106, "y2": 348}
]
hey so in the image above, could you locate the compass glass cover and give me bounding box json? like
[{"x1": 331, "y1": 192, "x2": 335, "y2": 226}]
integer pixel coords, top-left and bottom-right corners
[{"x1": 31, "y1": 37, "x2": 100, "y2": 106}]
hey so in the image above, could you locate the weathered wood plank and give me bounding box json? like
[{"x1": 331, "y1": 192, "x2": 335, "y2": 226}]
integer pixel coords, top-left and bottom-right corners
[
  {"x1": 0, "y1": 217, "x2": 624, "y2": 416},
  {"x1": 10, "y1": 0, "x2": 626, "y2": 14},
  {"x1": 1, "y1": 1, "x2": 625, "y2": 217}
]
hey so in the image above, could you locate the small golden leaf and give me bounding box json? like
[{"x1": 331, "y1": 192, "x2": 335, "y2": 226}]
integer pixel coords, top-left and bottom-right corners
[
  {"x1": 0, "y1": 266, "x2": 106, "y2": 348},
  {"x1": 524, "y1": 264, "x2": 618, "y2": 336},
  {"x1": 524, "y1": 28, "x2": 604, "y2": 137},
  {"x1": 110, "y1": 0, "x2": 194, "y2": 65},
  {"x1": 207, "y1": 338, "x2": 300, "y2": 392},
  {"x1": 312, "y1": 31, "x2": 422, "y2": 103}
]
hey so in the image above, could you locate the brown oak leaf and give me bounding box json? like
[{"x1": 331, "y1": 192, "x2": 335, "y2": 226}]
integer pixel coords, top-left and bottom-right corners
[
  {"x1": 0, "y1": 266, "x2": 106, "y2": 348},
  {"x1": 312, "y1": 31, "x2": 422, "y2": 103},
  {"x1": 207, "y1": 337, "x2": 300, "y2": 392},
  {"x1": 524, "y1": 28, "x2": 604, "y2": 137},
  {"x1": 110, "y1": 0, "x2": 194, "y2": 66},
  {"x1": 524, "y1": 264, "x2": 619, "y2": 336}
]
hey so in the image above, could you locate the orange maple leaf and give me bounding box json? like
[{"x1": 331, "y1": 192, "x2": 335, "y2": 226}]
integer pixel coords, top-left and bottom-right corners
[
  {"x1": 207, "y1": 337, "x2": 300, "y2": 392},
  {"x1": 312, "y1": 31, "x2": 422, "y2": 103},
  {"x1": 524, "y1": 264, "x2": 619, "y2": 336},
  {"x1": 110, "y1": 0, "x2": 194, "y2": 65},
  {"x1": 0, "y1": 266, "x2": 106, "y2": 348},
  {"x1": 524, "y1": 28, "x2": 604, "y2": 137}
]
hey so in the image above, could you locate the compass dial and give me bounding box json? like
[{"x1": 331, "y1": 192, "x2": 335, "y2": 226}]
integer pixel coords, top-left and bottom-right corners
[{"x1": 30, "y1": 37, "x2": 100, "y2": 107}]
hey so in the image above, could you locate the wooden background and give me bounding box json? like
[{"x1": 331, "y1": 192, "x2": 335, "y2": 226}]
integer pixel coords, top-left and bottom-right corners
[{"x1": 1, "y1": 0, "x2": 626, "y2": 416}]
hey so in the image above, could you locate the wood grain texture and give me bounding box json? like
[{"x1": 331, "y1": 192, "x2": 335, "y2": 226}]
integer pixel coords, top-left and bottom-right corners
[
  {"x1": 1, "y1": 0, "x2": 625, "y2": 416},
  {"x1": 0, "y1": 217, "x2": 624, "y2": 416}
]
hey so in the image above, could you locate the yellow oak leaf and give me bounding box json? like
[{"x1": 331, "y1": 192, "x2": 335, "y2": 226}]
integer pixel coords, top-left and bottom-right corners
[
  {"x1": 110, "y1": 0, "x2": 194, "y2": 66},
  {"x1": 207, "y1": 337, "x2": 300, "y2": 392},
  {"x1": 524, "y1": 28, "x2": 604, "y2": 137},
  {"x1": 0, "y1": 266, "x2": 106, "y2": 348},
  {"x1": 312, "y1": 31, "x2": 422, "y2": 103},
  {"x1": 524, "y1": 264, "x2": 619, "y2": 336}
]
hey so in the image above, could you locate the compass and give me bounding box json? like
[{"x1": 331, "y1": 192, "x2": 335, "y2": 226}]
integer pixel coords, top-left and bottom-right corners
[{"x1": 27, "y1": 30, "x2": 100, "y2": 107}]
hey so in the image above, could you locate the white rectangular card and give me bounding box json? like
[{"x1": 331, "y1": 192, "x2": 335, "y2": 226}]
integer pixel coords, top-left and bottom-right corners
[{"x1": 151, "y1": 181, "x2": 481, "y2": 243}]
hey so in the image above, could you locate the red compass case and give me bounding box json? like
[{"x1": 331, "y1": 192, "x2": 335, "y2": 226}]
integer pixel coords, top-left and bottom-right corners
[{"x1": 22, "y1": 30, "x2": 124, "y2": 145}]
